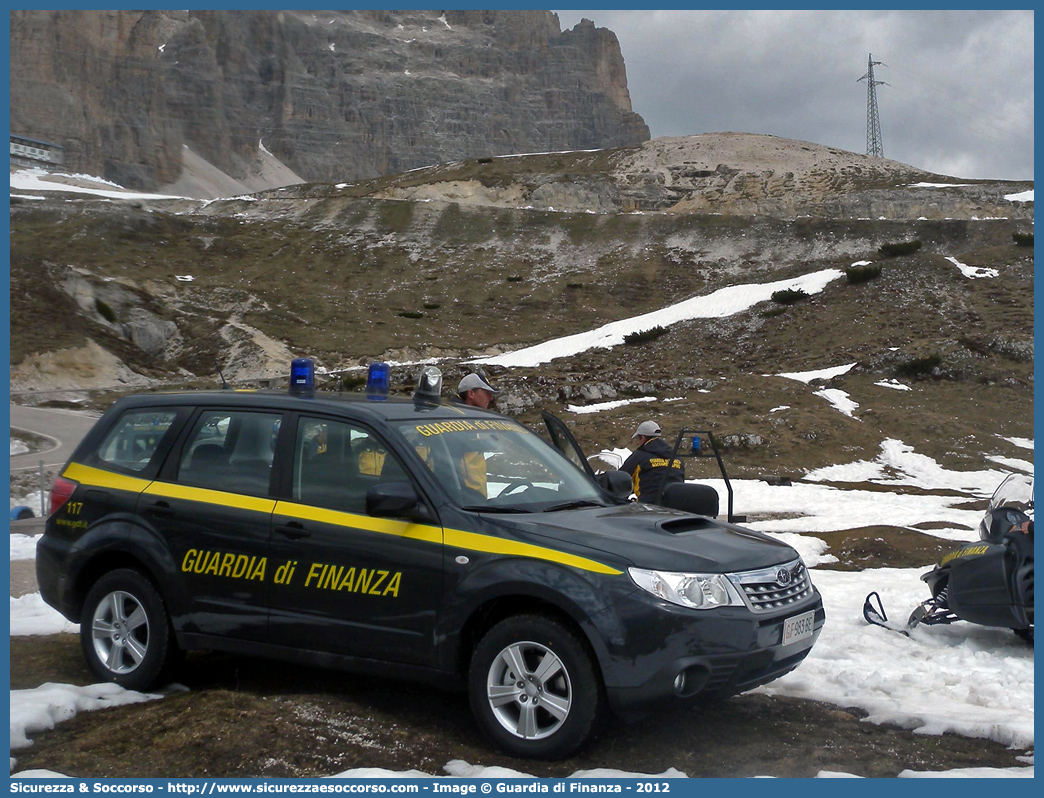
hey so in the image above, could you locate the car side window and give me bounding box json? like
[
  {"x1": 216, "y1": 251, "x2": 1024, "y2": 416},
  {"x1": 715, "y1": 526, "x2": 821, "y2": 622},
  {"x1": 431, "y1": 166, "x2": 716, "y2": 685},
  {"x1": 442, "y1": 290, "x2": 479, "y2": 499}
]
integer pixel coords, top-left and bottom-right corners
[
  {"x1": 177, "y1": 410, "x2": 281, "y2": 496},
  {"x1": 95, "y1": 409, "x2": 179, "y2": 473},
  {"x1": 293, "y1": 417, "x2": 408, "y2": 515}
]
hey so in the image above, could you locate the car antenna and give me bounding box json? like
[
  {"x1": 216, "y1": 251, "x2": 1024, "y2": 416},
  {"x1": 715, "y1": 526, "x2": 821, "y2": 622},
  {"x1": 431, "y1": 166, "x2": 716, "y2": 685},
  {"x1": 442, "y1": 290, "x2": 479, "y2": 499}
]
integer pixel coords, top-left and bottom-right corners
[{"x1": 217, "y1": 364, "x2": 230, "y2": 390}]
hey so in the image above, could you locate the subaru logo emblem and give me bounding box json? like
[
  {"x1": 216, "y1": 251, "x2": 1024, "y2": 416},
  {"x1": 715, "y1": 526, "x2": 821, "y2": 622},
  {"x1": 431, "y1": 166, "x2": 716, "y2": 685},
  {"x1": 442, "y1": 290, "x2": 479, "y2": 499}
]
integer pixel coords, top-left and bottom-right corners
[{"x1": 776, "y1": 568, "x2": 792, "y2": 586}]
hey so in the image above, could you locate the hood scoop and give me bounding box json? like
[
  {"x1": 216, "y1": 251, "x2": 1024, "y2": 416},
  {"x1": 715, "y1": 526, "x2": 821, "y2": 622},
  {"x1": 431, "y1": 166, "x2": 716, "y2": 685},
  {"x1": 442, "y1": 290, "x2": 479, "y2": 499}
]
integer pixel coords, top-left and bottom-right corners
[{"x1": 660, "y1": 517, "x2": 716, "y2": 535}]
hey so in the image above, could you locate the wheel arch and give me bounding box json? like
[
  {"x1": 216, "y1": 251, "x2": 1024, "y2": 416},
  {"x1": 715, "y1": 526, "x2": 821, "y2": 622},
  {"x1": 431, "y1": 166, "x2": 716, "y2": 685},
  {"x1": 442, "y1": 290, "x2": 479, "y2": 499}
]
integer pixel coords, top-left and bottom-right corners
[
  {"x1": 66, "y1": 521, "x2": 185, "y2": 624},
  {"x1": 453, "y1": 592, "x2": 611, "y2": 692},
  {"x1": 70, "y1": 550, "x2": 163, "y2": 621},
  {"x1": 439, "y1": 558, "x2": 631, "y2": 688}
]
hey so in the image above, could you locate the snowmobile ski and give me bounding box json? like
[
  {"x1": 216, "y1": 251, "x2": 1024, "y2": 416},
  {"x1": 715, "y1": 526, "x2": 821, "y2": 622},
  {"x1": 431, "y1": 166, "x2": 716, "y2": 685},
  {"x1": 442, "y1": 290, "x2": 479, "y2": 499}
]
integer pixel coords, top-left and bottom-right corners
[{"x1": 862, "y1": 591, "x2": 911, "y2": 636}]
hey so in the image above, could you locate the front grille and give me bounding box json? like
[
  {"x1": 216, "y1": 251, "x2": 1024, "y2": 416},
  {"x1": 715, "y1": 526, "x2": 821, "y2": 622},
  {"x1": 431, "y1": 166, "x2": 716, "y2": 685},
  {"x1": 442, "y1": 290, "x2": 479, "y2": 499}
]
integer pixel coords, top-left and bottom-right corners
[{"x1": 728, "y1": 559, "x2": 813, "y2": 613}]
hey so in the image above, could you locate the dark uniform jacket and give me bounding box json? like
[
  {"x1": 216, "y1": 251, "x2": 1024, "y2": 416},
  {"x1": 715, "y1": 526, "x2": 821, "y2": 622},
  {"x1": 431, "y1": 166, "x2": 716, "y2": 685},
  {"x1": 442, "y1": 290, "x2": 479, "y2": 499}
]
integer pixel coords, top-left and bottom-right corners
[{"x1": 620, "y1": 437, "x2": 685, "y2": 503}]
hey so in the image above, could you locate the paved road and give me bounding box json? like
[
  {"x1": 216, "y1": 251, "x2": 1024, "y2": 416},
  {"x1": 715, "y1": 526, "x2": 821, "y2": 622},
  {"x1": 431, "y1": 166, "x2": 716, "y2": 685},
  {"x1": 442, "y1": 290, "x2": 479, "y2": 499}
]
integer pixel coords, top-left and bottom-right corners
[
  {"x1": 10, "y1": 404, "x2": 99, "y2": 472},
  {"x1": 10, "y1": 404, "x2": 97, "y2": 597}
]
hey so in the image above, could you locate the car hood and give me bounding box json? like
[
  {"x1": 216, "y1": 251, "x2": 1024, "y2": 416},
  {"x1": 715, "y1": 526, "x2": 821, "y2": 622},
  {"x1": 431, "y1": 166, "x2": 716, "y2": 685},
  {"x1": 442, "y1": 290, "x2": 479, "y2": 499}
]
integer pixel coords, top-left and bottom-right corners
[{"x1": 486, "y1": 501, "x2": 799, "y2": 573}]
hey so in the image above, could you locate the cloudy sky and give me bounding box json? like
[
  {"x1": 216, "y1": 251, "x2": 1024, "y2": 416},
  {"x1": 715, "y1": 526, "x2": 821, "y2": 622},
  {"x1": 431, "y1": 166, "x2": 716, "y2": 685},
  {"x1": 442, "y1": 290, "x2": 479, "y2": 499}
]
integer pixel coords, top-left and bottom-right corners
[{"x1": 554, "y1": 9, "x2": 1034, "y2": 181}]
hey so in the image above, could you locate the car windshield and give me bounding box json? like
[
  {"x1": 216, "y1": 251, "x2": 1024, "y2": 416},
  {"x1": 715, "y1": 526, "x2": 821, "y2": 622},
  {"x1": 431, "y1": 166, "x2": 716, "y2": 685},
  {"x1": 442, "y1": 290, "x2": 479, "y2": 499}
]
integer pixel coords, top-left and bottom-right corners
[{"x1": 395, "y1": 417, "x2": 609, "y2": 511}]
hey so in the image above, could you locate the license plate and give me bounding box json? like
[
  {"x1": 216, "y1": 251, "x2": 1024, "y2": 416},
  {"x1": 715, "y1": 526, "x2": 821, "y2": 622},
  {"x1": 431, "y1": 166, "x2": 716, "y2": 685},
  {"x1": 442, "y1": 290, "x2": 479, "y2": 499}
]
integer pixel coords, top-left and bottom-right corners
[{"x1": 782, "y1": 610, "x2": 815, "y2": 646}]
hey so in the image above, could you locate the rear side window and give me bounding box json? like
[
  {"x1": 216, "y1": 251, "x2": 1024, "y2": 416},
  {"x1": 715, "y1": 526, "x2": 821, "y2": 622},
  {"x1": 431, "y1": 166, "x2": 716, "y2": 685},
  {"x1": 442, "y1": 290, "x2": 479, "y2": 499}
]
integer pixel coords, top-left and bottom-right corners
[
  {"x1": 95, "y1": 409, "x2": 179, "y2": 473},
  {"x1": 293, "y1": 417, "x2": 409, "y2": 515},
  {"x1": 178, "y1": 410, "x2": 282, "y2": 496}
]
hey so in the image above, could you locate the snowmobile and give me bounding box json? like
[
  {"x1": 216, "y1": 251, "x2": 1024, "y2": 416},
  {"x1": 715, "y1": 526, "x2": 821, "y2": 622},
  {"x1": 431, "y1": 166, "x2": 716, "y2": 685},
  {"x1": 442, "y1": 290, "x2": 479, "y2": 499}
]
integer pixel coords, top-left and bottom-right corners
[{"x1": 863, "y1": 472, "x2": 1034, "y2": 643}]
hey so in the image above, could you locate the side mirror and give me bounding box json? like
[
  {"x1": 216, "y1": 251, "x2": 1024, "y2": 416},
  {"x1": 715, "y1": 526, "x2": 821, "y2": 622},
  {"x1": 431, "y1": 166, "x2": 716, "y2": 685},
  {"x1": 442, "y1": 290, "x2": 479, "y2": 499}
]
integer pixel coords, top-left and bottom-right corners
[
  {"x1": 597, "y1": 470, "x2": 633, "y2": 500},
  {"x1": 367, "y1": 482, "x2": 432, "y2": 523}
]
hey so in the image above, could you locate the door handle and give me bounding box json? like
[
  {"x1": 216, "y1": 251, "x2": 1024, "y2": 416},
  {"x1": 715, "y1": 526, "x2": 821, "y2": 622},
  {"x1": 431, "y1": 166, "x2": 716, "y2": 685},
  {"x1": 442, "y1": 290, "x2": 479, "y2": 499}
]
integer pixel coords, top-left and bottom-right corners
[
  {"x1": 146, "y1": 501, "x2": 175, "y2": 518},
  {"x1": 275, "y1": 522, "x2": 311, "y2": 540}
]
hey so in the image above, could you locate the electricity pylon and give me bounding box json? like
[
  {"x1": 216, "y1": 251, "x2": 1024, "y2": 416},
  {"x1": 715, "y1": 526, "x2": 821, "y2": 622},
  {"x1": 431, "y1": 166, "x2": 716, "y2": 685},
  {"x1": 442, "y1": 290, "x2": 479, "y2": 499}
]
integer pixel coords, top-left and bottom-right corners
[{"x1": 858, "y1": 53, "x2": 887, "y2": 158}]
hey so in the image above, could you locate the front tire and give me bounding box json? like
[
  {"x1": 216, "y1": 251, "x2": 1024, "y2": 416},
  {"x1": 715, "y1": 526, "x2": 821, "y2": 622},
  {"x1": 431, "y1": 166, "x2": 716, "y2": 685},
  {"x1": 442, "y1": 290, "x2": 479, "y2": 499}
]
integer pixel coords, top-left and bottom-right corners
[
  {"x1": 80, "y1": 568, "x2": 176, "y2": 691},
  {"x1": 468, "y1": 614, "x2": 602, "y2": 760}
]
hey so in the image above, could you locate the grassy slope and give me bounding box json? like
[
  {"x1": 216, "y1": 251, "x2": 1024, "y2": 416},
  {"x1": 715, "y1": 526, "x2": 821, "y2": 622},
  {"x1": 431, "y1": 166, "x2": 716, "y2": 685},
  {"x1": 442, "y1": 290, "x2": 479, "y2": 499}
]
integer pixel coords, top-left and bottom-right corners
[{"x1": 8, "y1": 189, "x2": 1033, "y2": 477}]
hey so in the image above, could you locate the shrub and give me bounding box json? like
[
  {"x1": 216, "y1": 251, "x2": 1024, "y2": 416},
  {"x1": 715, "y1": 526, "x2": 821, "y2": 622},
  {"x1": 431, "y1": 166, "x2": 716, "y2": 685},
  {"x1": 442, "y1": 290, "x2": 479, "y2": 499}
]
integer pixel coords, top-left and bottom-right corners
[
  {"x1": 423, "y1": 303, "x2": 441, "y2": 310},
  {"x1": 771, "y1": 288, "x2": 808, "y2": 305},
  {"x1": 566, "y1": 282, "x2": 583, "y2": 289},
  {"x1": 895, "y1": 352, "x2": 942, "y2": 378},
  {"x1": 624, "y1": 326, "x2": 669, "y2": 345},
  {"x1": 397, "y1": 311, "x2": 423, "y2": 319},
  {"x1": 1013, "y1": 231, "x2": 1034, "y2": 247},
  {"x1": 845, "y1": 263, "x2": 882, "y2": 284},
  {"x1": 339, "y1": 375, "x2": 366, "y2": 391},
  {"x1": 878, "y1": 240, "x2": 922, "y2": 258},
  {"x1": 506, "y1": 275, "x2": 524, "y2": 283},
  {"x1": 94, "y1": 299, "x2": 117, "y2": 323},
  {"x1": 761, "y1": 306, "x2": 787, "y2": 318}
]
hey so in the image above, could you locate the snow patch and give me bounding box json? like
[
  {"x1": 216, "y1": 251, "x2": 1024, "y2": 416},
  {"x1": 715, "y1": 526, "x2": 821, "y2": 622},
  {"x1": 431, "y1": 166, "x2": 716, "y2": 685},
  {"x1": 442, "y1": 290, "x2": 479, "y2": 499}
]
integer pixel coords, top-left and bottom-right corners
[
  {"x1": 10, "y1": 683, "x2": 161, "y2": 751},
  {"x1": 999, "y1": 436, "x2": 1033, "y2": 450},
  {"x1": 775, "y1": 362, "x2": 857, "y2": 384},
  {"x1": 1004, "y1": 189, "x2": 1034, "y2": 202},
  {"x1": 472, "y1": 268, "x2": 844, "y2": 367},
  {"x1": 10, "y1": 594, "x2": 79, "y2": 636},
  {"x1": 10, "y1": 534, "x2": 40, "y2": 561},
  {"x1": 986, "y1": 455, "x2": 1034, "y2": 473},
  {"x1": 945, "y1": 255, "x2": 998, "y2": 279},
  {"x1": 567, "y1": 397, "x2": 657, "y2": 415},
  {"x1": 875, "y1": 379, "x2": 912, "y2": 391},
  {"x1": 813, "y1": 388, "x2": 859, "y2": 418}
]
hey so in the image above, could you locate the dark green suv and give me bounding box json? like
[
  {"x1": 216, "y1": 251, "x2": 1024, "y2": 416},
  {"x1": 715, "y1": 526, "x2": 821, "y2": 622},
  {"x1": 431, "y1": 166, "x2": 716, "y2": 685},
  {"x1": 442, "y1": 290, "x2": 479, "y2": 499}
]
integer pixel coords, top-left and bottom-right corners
[{"x1": 38, "y1": 387, "x2": 824, "y2": 759}]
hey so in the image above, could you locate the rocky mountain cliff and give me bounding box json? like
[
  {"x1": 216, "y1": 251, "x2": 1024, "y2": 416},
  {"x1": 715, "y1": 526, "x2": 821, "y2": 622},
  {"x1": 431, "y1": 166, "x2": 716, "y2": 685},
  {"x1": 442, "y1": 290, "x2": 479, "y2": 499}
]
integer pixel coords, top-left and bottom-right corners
[{"x1": 10, "y1": 9, "x2": 649, "y2": 192}]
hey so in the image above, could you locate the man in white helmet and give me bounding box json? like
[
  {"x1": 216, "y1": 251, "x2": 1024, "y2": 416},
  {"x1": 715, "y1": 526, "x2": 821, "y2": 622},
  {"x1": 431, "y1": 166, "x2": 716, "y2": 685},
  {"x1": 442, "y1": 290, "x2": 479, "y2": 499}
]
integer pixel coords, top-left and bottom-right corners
[{"x1": 620, "y1": 420, "x2": 685, "y2": 503}]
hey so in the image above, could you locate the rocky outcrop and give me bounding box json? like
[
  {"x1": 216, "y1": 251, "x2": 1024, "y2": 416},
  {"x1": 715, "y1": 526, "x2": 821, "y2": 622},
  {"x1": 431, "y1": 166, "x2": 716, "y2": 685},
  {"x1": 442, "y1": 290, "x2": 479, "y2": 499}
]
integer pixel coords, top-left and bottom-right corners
[
  {"x1": 10, "y1": 339, "x2": 158, "y2": 393},
  {"x1": 615, "y1": 135, "x2": 1033, "y2": 219},
  {"x1": 10, "y1": 10, "x2": 649, "y2": 190},
  {"x1": 369, "y1": 133, "x2": 1034, "y2": 221}
]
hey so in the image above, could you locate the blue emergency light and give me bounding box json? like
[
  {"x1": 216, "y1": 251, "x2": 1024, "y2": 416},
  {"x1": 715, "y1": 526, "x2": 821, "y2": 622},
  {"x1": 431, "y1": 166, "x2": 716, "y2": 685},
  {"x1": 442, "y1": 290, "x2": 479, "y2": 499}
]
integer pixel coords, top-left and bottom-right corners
[
  {"x1": 289, "y1": 358, "x2": 315, "y2": 395},
  {"x1": 366, "y1": 361, "x2": 391, "y2": 400}
]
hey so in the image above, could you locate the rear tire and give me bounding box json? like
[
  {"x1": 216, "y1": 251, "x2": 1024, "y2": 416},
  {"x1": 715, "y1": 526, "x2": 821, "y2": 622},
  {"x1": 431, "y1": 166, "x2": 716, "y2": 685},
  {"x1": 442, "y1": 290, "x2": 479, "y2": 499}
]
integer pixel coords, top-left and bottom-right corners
[
  {"x1": 80, "y1": 568, "x2": 176, "y2": 691},
  {"x1": 468, "y1": 614, "x2": 602, "y2": 760}
]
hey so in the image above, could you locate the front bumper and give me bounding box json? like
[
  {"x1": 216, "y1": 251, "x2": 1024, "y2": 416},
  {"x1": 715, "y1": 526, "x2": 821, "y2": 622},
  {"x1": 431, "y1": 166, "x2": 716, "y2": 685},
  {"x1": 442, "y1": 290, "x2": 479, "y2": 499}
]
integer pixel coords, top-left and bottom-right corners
[{"x1": 593, "y1": 587, "x2": 825, "y2": 715}]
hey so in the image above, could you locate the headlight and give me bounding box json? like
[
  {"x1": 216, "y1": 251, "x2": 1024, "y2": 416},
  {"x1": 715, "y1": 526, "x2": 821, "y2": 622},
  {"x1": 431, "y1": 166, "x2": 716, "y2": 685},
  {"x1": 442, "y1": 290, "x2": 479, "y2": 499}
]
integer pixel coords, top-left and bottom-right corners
[{"x1": 628, "y1": 567, "x2": 743, "y2": 609}]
